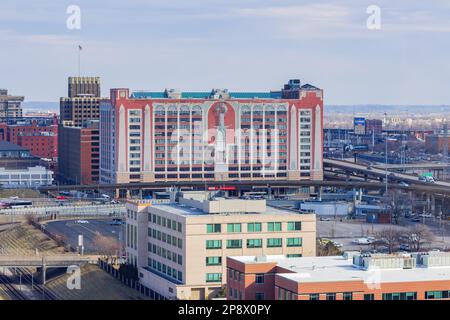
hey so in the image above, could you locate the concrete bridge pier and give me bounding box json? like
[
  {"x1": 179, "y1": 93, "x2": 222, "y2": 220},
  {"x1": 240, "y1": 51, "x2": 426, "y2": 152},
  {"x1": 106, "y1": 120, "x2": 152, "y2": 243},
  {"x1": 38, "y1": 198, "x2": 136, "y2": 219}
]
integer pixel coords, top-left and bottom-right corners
[
  {"x1": 430, "y1": 194, "x2": 436, "y2": 214},
  {"x1": 37, "y1": 266, "x2": 47, "y2": 285},
  {"x1": 267, "y1": 185, "x2": 273, "y2": 200},
  {"x1": 425, "y1": 193, "x2": 436, "y2": 214}
]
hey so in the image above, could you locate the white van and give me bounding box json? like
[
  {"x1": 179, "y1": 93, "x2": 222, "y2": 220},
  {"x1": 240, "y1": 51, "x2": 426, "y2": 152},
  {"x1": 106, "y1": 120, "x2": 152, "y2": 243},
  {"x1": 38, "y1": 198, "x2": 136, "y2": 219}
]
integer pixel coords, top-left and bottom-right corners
[{"x1": 352, "y1": 238, "x2": 373, "y2": 245}]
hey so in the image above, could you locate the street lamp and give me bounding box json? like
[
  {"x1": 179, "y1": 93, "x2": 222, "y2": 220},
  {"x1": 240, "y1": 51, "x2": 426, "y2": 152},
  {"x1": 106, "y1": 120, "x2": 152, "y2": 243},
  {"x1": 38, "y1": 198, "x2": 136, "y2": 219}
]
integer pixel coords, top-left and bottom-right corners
[{"x1": 384, "y1": 112, "x2": 388, "y2": 195}]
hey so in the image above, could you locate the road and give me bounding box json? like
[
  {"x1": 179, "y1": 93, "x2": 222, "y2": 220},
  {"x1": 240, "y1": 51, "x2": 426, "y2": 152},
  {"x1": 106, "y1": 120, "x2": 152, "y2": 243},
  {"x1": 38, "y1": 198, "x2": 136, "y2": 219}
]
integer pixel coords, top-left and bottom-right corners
[
  {"x1": 44, "y1": 219, "x2": 125, "y2": 254},
  {"x1": 324, "y1": 158, "x2": 450, "y2": 189}
]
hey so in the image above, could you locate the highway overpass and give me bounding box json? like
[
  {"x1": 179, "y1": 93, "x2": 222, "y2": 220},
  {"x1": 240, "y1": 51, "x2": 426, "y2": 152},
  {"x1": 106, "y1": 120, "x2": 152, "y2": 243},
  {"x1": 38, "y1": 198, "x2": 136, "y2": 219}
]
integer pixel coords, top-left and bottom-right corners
[
  {"x1": 0, "y1": 254, "x2": 100, "y2": 284},
  {"x1": 0, "y1": 254, "x2": 99, "y2": 268},
  {"x1": 324, "y1": 158, "x2": 450, "y2": 191},
  {"x1": 38, "y1": 178, "x2": 450, "y2": 196}
]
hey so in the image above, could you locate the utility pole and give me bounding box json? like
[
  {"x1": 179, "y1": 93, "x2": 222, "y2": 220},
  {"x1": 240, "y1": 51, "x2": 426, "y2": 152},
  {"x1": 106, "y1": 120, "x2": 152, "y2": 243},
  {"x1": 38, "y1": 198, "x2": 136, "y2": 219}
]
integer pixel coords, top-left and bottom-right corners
[
  {"x1": 384, "y1": 113, "x2": 388, "y2": 195},
  {"x1": 372, "y1": 130, "x2": 375, "y2": 153},
  {"x1": 443, "y1": 123, "x2": 449, "y2": 180}
]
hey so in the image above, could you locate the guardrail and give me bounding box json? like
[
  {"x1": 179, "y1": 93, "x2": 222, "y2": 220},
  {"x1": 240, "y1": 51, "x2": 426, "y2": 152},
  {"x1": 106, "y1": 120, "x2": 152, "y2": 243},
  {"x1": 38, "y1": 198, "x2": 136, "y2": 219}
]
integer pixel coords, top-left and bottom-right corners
[
  {"x1": 0, "y1": 255, "x2": 100, "y2": 267},
  {"x1": 0, "y1": 204, "x2": 126, "y2": 217}
]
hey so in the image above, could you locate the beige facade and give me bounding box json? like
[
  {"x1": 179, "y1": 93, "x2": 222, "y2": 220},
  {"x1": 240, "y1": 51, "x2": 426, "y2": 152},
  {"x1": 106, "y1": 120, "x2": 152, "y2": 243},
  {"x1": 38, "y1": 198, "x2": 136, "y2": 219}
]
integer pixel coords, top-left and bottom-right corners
[{"x1": 125, "y1": 196, "x2": 316, "y2": 300}]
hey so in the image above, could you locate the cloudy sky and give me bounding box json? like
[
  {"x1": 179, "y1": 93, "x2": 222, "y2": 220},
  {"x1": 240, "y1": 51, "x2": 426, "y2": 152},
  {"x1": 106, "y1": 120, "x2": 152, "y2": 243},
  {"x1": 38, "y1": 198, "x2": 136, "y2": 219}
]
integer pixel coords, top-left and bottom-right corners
[{"x1": 1, "y1": 0, "x2": 450, "y2": 104}]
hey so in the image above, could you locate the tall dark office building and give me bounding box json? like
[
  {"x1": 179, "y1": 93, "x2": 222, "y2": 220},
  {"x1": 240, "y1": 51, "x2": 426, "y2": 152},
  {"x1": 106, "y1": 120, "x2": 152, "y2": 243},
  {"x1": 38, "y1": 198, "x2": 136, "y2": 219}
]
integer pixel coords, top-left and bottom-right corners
[
  {"x1": 68, "y1": 76, "x2": 101, "y2": 98},
  {"x1": 0, "y1": 89, "x2": 24, "y2": 120},
  {"x1": 58, "y1": 77, "x2": 104, "y2": 184},
  {"x1": 60, "y1": 77, "x2": 102, "y2": 127}
]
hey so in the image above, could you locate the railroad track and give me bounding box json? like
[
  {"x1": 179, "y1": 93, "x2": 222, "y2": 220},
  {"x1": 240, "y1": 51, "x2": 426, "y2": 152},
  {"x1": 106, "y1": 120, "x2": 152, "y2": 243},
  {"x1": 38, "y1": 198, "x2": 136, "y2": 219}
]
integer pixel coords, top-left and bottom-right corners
[
  {"x1": 14, "y1": 268, "x2": 58, "y2": 300},
  {"x1": 0, "y1": 274, "x2": 27, "y2": 300}
]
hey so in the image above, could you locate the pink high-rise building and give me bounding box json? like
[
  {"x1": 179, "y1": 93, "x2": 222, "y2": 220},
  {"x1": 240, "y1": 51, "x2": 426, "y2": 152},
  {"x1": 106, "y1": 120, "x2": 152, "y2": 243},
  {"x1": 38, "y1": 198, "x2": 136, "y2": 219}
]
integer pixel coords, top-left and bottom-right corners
[{"x1": 100, "y1": 80, "x2": 324, "y2": 185}]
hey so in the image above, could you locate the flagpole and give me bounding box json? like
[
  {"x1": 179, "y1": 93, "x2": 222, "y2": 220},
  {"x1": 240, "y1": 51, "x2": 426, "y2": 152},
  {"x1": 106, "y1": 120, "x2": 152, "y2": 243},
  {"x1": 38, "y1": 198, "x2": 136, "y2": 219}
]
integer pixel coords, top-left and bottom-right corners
[{"x1": 78, "y1": 45, "x2": 82, "y2": 77}]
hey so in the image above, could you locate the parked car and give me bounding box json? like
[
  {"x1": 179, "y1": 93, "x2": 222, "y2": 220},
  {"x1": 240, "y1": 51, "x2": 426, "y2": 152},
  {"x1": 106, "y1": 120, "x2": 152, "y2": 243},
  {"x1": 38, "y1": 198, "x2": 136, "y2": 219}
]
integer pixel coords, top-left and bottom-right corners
[
  {"x1": 110, "y1": 218, "x2": 124, "y2": 226},
  {"x1": 411, "y1": 217, "x2": 421, "y2": 223},
  {"x1": 320, "y1": 217, "x2": 331, "y2": 221},
  {"x1": 332, "y1": 241, "x2": 343, "y2": 248},
  {"x1": 399, "y1": 244, "x2": 411, "y2": 251}
]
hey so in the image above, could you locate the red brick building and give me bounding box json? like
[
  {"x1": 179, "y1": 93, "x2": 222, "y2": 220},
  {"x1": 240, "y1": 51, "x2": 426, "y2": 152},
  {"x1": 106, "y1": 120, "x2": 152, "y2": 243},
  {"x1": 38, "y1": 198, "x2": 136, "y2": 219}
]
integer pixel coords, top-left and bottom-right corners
[
  {"x1": 0, "y1": 116, "x2": 58, "y2": 159},
  {"x1": 425, "y1": 134, "x2": 450, "y2": 154},
  {"x1": 227, "y1": 252, "x2": 450, "y2": 300},
  {"x1": 58, "y1": 120, "x2": 99, "y2": 185},
  {"x1": 365, "y1": 119, "x2": 383, "y2": 135}
]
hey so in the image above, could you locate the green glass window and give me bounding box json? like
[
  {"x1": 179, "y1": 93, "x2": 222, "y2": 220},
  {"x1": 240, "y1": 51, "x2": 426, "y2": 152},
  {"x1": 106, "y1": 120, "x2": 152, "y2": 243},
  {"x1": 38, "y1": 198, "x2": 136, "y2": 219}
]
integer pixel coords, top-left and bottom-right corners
[
  {"x1": 364, "y1": 294, "x2": 375, "y2": 300},
  {"x1": 255, "y1": 293, "x2": 264, "y2": 300},
  {"x1": 206, "y1": 240, "x2": 222, "y2": 249},
  {"x1": 247, "y1": 223, "x2": 262, "y2": 232},
  {"x1": 267, "y1": 238, "x2": 282, "y2": 247},
  {"x1": 343, "y1": 292, "x2": 353, "y2": 300},
  {"x1": 382, "y1": 292, "x2": 417, "y2": 300},
  {"x1": 247, "y1": 239, "x2": 263, "y2": 248},
  {"x1": 255, "y1": 274, "x2": 264, "y2": 284},
  {"x1": 425, "y1": 291, "x2": 449, "y2": 299},
  {"x1": 309, "y1": 293, "x2": 320, "y2": 300},
  {"x1": 226, "y1": 239, "x2": 242, "y2": 249},
  {"x1": 206, "y1": 256, "x2": 222, "y2": 266},
  {"x1": 207, "y1": 224, "x2": 221, "y2": 233},
  {"x1": 326, "y1": 293, "x2": 336, "y2": 301},
  {"x1": 287, "y1": 221, "x2": 301, "y2": 231},
  {"x1": 287, "y1": 237, "x2": 302, "y2": 247},
  {"x1": 227, "y1": 223, "x2": 242, "y2": 233},
  {"x1": 206, "y1": 273, "x2": 222, "y2": 283},
  {"x1": 267, "y1": 222, "x2": 282, "y2": 232}
]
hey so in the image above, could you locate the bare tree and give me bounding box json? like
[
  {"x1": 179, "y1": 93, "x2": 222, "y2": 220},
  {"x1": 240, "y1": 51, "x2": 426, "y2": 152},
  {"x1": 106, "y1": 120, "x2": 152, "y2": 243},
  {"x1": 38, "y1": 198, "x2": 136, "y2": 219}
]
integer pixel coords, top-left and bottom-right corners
[
  {"x1": 403, "y1": 225, "x2": 434, "y2": 252},
  {"x1": 24, "y1": 213, "x2": 37, "y2": 225},
  {"x1": 376, "y1": 227, "x2": 402, "y2": 253},
  {"x1": 93, "y1": 232, "x2": 120, "y2": 262},
  {"x1": 53, "y1": 234, "x2": 67, "y2": 247},
  {"x1": 316, "y1": 240, "x2": 341, "y2": 256}
]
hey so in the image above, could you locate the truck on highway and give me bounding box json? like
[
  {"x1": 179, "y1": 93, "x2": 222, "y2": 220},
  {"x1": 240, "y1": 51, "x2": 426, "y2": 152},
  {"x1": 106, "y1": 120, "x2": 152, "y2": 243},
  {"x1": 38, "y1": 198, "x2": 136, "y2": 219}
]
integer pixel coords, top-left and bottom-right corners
[{"x1": 419, "y1": 173, "x2": 435, "y2": 183}]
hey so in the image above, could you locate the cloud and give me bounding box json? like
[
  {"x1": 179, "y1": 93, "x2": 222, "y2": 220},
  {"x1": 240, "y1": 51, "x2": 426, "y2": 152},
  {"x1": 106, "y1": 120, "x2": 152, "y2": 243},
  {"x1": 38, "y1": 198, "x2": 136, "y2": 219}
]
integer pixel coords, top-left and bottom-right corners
[{"x1": 235, "y1": 4, "x2": 351, "y2": 20}]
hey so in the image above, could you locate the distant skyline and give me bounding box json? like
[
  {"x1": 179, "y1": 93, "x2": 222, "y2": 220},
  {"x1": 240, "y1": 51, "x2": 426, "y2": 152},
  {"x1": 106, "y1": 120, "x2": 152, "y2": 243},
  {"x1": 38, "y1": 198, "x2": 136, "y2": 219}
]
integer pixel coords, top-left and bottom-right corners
[{"x1": 1, "y1": 0, "x2": 450, "y2": 105}]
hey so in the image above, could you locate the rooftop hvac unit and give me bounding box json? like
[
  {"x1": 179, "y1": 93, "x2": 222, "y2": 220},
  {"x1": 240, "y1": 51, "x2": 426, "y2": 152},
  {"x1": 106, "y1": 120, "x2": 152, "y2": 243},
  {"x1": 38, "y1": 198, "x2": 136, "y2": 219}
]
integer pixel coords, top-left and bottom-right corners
[
  {"x1": 254, "y1": 255, "x2": 267, "y2": 262},
  {"x1": 421, "y1": 253, "x2": 450, "y2": 267}
]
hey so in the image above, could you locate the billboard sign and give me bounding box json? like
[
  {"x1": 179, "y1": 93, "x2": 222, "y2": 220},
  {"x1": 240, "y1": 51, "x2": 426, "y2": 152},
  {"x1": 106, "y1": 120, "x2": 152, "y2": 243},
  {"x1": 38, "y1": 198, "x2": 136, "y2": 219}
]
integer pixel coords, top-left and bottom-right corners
[{"x1": 354, "y1": 117, "x2": 366, "y2": 135}]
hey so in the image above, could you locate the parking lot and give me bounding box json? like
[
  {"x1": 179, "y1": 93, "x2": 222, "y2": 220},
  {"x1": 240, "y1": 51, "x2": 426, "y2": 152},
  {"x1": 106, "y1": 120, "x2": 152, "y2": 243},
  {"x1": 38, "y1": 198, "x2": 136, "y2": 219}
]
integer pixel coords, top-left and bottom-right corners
[
  {"x1": 317, "y1": 217, "x2": 450, "y2": 252},
  {"x1": 44, "y1": 219, "x2": 125, "y2": 254}
]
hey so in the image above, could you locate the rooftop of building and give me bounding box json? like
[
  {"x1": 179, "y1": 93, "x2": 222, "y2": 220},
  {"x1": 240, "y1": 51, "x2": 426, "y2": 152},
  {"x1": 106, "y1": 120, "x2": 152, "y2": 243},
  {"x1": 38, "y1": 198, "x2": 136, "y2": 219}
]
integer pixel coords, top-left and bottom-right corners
[
  {"x1": 0, "y1": 88, "x2": 24, "y2": 100},
  {"x1": 148, "y1": 197, "x2": 314, "y2": 217},
  {"x1": 131, "y1": 91, "x2": 280, "y2": 99},
  {"x1": 130, "y1": 80, "x2": 320, "y2": 100},
  {"x1": 230, "y1": 252, "x2": 450, "y2": 284},
  {"x1": 0, "y1": 140, "x2": 29, "y2": 152}
]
